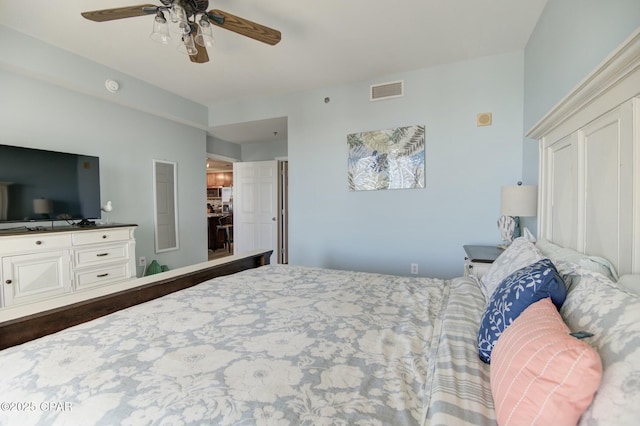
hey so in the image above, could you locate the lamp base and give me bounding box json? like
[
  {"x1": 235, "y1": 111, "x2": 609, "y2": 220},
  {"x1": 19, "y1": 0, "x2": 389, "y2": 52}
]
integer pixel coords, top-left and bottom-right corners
[
  {"x1": 513, "y1": 216, "x2": 521, "y2": 239},
  {"x1": 497, "y1": 215, "x2": 521, "y2": 244}
]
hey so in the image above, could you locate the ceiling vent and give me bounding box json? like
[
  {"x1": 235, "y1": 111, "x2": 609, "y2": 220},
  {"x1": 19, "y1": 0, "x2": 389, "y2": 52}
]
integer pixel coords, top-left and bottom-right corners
[{"x1": 370, "y1": 80, "x2": 404, "y2": 101}]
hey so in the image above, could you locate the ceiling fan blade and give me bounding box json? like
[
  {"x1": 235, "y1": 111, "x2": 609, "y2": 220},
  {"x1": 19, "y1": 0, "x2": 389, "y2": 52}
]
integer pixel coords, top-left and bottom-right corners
[
  {"x1": 208, "y1": 9, "x2": 281, "y2": 46},
  {"x1": 81, "y1": 4, "x2": 157, "y2": 22},
  {"x1": 189, "y1": 24, "x2": 210, "y2": 64},
  {"x1": 189, "y1": 45, "x2": 209, "y2": 64}
]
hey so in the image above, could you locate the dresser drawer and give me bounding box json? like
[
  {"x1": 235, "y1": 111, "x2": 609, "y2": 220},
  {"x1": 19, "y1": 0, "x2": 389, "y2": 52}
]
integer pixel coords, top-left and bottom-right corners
[
  {"x1": 74, "y1": 263, "x2": 131, "y2": 290},
  {"x1": 0, "y1": 233, "x2": 72, "y2": 254},
  {"x1": 73, "y1": 243, "x2": 130, "y2": 268},
  {"x1": 72, "y1": 228, "x2": 131, "y2": 246}
]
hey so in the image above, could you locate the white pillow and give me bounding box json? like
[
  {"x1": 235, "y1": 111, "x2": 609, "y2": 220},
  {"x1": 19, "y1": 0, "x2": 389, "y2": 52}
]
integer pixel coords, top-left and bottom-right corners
[
  {"x1": 479, "y1": 237, "x2": 544, "y2": 301},
  {"x1": 617, "y1": 274, "x2": 640, "y2": 296},
  {"x1": 535, "y1": 238, "x2": 618, "y2": 282},
  {"x1": 559, "y1": 267, "x2": 640, "y2": 425}
]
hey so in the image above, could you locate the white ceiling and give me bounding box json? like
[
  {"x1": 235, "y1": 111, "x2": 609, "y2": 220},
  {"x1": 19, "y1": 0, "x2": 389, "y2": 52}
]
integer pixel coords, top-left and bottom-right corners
[{"x1": 0, "y1": 0, "x2": 547, "y2": 144}]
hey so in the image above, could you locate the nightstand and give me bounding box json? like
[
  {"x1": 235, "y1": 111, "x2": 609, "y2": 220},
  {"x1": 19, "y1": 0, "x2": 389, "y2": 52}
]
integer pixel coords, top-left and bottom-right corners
[{"x1": 463, "y1": 245, "x2": 503, "y2": 279}]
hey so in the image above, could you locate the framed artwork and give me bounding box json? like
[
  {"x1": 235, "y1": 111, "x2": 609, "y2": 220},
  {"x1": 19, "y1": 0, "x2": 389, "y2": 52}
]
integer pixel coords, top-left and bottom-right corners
[{"x1": 347, "y1": 125, "x2": 425, "y2": 191}]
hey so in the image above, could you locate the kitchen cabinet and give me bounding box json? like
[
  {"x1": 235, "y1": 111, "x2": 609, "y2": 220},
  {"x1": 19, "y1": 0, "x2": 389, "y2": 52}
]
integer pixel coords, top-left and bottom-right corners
[{"x1": 207, "y1": 172, "x2": 233, "y2": 188}]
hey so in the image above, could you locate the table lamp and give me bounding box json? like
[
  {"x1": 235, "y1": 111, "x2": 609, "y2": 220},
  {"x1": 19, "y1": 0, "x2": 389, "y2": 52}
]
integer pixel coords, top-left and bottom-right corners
[
  {"x1": 33, "y1": 198, "x2": 52, "y2": 219},
  {"x1": 498, "y1": 182, "x2": 537, "y2": 246}
]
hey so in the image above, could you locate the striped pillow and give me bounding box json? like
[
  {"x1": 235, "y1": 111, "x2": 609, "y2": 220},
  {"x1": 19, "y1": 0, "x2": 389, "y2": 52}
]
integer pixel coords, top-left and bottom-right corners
[{"x1": 490, "y1": 298, "x2": 602, "y2": 426}]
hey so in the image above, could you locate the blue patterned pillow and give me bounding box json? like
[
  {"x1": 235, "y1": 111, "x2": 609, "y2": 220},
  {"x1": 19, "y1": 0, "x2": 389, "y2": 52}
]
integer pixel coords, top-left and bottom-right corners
[{"x1": 477, "y1": 258, "x2": 567, "y2": 363}]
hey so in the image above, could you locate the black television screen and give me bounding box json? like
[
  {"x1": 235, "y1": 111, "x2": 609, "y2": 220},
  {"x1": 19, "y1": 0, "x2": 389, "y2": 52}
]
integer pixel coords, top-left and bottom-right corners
[{"x1": 0, "y1": 144, "x2": 101, "y2": 223}]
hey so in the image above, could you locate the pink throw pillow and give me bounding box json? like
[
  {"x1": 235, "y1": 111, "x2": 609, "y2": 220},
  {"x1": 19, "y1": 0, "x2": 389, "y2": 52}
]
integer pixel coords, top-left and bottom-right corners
[{"x1": 490, "y1": 298, "x2": 602, "y2": 426}]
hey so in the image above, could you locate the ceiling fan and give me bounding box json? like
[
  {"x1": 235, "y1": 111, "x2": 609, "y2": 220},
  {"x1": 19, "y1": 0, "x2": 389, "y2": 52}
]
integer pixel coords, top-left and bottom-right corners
[{"x1": 81, "y1": 1, "x2": 281, "y2": 64}]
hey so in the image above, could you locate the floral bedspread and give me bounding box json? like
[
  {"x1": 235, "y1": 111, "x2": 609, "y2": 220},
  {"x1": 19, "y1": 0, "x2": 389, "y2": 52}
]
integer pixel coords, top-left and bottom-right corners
[{"x1": 0, "y1": 264, "x2": 494, "y2": 425}]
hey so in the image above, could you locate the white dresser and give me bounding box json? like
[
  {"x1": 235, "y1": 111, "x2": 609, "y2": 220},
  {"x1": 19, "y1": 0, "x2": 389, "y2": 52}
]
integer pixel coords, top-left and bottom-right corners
[{"x1": 0, "y1": 225, "x2": 136, "y2": 309}]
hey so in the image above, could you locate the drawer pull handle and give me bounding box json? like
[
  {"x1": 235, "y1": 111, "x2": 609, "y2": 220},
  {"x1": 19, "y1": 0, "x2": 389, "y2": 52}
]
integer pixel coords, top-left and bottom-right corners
[
  {"x1": 102, "y1": 235, "x2": 108, "y2": 239},
  {"x1": 97, "y1": 273, "x2": 109, "y2": 278},
  {"x1": 96, "y1": 253, "x2": 109, "y2": 257},
  {"x1": 35, "y1": 240, "x2": 42, "y2": 245},
  {"x1": 5, "y1": 279, "x2": 12, "y2": 284}
]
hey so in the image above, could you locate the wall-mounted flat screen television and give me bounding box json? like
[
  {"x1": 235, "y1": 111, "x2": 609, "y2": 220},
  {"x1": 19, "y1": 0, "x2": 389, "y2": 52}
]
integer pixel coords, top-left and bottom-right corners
[{"x1": 0, "y1": 144, "x2": 101, "y2": 223}]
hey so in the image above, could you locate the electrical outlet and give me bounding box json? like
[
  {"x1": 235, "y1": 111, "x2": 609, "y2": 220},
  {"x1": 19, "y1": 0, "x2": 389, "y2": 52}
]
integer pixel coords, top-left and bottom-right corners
[
  {"x1": 139, "y1": 256, "x2": 146, "y2": 269},
  {"x1": 411, "y1": 263, "x2": 418, "y2": 275}
]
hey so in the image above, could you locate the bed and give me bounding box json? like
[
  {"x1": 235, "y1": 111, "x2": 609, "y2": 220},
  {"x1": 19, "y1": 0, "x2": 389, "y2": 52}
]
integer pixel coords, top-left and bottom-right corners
[
  {"x1": 1, "y1": 28, "x2": 640, "y2": 426},
  {"x1": 0, "y1": 264, "x2": 494, "y2": 425}
]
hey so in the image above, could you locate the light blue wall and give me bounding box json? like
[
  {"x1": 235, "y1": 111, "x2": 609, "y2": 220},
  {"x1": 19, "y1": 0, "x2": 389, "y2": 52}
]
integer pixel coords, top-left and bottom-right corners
[
  {"x1": 0, "y1": 26, "x2": 209, "y2": 274},
  {"x1": 206, "y1": 135, "x2": 287, "y2": 162},
  {"x1": 241, "y1": 139, "x2": 288, "y2": 161},
  {"x1": 0, "y1": 26, "x2": 207, "y2": 130},
  {"x1": 522, "y1": 0, "x2": 640, "y2": 212},
  {"x1": 210, "y1": 52, "x2": 525, "y2": 278},
  {"x1": 207, "y1": 136, "x2": 241, "y2": 160}
]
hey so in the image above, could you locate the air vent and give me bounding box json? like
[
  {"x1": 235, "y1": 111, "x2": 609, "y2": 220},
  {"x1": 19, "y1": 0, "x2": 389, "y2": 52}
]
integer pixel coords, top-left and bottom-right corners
[{"x1": 370, "y1": 80, "x2": 404, "y2": 101}]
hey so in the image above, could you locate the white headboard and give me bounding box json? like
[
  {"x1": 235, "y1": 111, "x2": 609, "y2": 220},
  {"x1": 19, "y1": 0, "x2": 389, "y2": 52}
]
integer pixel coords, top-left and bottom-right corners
[{"x1": 527, "y1": 29, "x2": 640, "y2": 277}]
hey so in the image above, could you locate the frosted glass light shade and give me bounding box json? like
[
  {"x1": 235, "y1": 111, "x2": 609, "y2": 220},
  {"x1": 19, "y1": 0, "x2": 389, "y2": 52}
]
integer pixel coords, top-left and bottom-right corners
[
  {"x1": 177, "y1": 33, "x2": 198, "y2": 55},
  {"x1": 170, "y1": 5, "x2": 191, "y2": 35},
  {"x1": 150, "y1": 19, "x2": 171, "y2": 44},
  {"x1": 170, "y1": 5, "x2": 186, "y2": 23},
  {"x1": 195, "y1": 21, "x2": 214, "y2": 47}
]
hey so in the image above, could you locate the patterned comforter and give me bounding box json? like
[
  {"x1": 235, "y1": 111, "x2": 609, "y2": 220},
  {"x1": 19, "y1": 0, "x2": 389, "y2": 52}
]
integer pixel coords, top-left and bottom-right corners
[{"x1": 0, "y1": 264, "x2": 495, "y2": 425}]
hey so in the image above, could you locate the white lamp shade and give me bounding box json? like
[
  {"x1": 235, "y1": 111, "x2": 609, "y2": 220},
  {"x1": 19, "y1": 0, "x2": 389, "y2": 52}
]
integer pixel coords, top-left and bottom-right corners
[
  {"x1": 33, "y1": 198, "x2": 52, "y2": 214},
  {"x1": 500, "y1": 185, "x2": 537, "y2": 217}
]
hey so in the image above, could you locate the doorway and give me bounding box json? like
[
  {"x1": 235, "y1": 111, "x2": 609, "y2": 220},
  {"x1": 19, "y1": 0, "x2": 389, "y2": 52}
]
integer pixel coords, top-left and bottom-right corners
[
  {"x1": 206, "y1": 156, "x2": 234, "y2": 261},
  {"x1": 206, "y1": 158, "x2": 288, "y2": 264},
  {"x1": 233, "y1": 160, "x2": 288, "y2": 265},
  {"x1": 206, "y1": 115, "x2": 288, "y2": 262}
]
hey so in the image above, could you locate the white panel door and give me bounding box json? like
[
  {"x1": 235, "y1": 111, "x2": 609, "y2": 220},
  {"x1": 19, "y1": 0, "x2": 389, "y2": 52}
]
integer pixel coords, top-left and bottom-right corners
[{"x1": 233, "y1": 161, "x2": 278, "y2": 264}]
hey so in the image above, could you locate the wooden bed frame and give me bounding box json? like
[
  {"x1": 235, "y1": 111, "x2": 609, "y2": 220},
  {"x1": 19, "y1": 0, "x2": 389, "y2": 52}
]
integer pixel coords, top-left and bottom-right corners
[{"x1": 0, "y1": 249, "x2": 272, "y2": 350}]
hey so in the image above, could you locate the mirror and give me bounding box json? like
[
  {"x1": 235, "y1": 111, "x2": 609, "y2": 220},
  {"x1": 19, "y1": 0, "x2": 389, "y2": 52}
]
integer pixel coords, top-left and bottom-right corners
[{"x1": 153, "y1": 159, "x2": 179, "y2": 253}]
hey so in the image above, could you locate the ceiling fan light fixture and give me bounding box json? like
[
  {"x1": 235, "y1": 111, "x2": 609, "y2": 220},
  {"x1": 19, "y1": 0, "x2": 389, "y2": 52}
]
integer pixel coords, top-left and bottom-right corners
[
  {"x1": 195, "y1": 19, "x2": 214, "y2": 47},
  {"x1": 154, "y1": 10, "x2": 167, "y2": 24},
  {"x1": 169, "y1": 4, "x2": 191, "y2": 35},
  {"x1": 177, "y1": 33, "x2": 198, "y2": 55},
  {"x1": 80, "y1": 2, "x2": 282, "y2": 65},
  {"x1": 199, "y1": 14, "x2": 210, "y2": 27},
  {"x1": 169, "y1": 4, "x2": 185, "y2": 24},
  {"x1": 150, "y1": 11, "x2": 171, "y2": 44}
]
